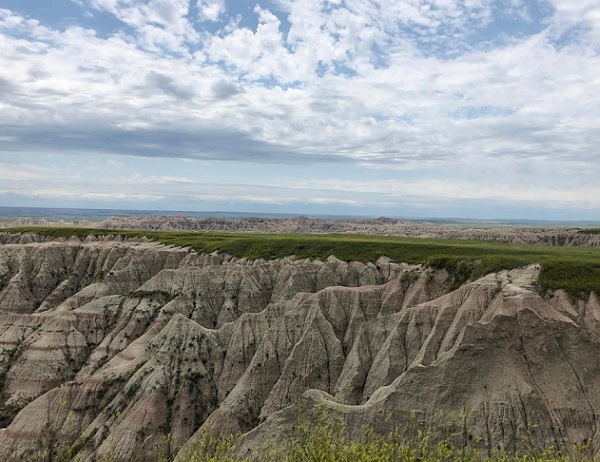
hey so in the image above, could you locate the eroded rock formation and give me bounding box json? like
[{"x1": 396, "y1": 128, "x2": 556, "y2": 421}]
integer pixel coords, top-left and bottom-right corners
[
  {"x1": 8, "y1": 215, "x2": 600, "y2": 246},
  {"x1": 0, "y1": 234, "x2": 598, "y2": 461}
]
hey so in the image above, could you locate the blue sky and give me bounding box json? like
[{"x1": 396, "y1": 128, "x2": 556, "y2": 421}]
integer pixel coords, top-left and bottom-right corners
[{"x1": 0, "y1": 0, "x2": 599, "y2": 219}]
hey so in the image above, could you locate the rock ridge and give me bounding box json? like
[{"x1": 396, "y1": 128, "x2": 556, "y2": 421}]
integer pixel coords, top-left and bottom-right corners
[
  {"x1": 7, "y1": 215, "x2": 600, "y2": 246},
  {"x1": 0, "y1": 237, "x2": 598, "y2": 460}
]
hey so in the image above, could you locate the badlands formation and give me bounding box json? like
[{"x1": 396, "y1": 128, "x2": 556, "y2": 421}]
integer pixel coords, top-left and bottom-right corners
[
  {"x1": 10, "y1": 214, "x2": 600, "y2": 246},
  {"x1": 0, "y1": 232, "x2": 599, "y2": 460}
]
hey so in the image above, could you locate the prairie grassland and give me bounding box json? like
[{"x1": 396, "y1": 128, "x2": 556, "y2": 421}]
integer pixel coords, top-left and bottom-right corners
[{"x1": 4, "y1": 226, "x2": 600, "y2": 296}]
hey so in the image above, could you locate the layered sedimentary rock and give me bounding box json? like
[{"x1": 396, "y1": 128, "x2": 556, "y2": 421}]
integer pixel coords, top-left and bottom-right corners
[
  {"x1": 10, "y1": 215, "x2": 600, "y2": 246},
  {"x1": 241, "y1": 266, "x2": 600, "y2": 457},
  {"x1": 0, "y1": 234, "x2": 598, "y2": 461},
  {"x1": 0, "y1": 235, "x2": 444, "y2": 461}
]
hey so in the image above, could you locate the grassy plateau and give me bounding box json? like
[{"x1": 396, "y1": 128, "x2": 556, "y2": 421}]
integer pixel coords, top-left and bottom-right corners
[{"x1": 3, "y1": 226, "x2": 600, "y2": 297}]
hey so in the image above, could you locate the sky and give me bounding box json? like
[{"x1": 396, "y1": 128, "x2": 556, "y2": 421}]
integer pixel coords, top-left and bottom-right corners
[{"x1": 0, "y1": 0, "x2": 599, "y2": 220}]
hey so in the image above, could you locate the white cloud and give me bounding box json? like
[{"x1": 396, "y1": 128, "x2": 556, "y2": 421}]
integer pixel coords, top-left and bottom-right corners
[
  {"x1": 206, "y1": 5, "x2": 299, "y2": 82},
  {"x1": 80, "y1": 0, "x2": 197, "y2": 50},
  {"x1": 0, "y1": 163, "x2": 55, "y2": 181},
  {"x1": 125, "y1": 174, "x2": 194, "y2": 185},
  {"x1": 291, "y1": 178, "x2": 600, "y2": 209},
  {"x1": 549, "y1": 0, "x2": 600, "y2": 25},
  {"x1": 198, "y1": 0, "x2": 225, "y2": 22},
  {"x1": 0, "y1": 1, "x2": 599, "y2": 218}
]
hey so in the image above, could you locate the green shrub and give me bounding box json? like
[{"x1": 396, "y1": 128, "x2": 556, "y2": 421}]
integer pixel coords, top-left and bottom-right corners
[{"x1": 177, "y1": 430, "x2": 250, "y2": 462}]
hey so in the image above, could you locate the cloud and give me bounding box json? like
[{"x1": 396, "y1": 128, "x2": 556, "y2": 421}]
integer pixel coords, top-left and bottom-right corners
[
  {"x1": 3, "y1": 157, "x2": 600, "y2": 219},
  {"x1": 0, "y1": 163, "x2": 56, "y2": 181},
  {"x1": 211, "y1": 79, "x2": 242, "y2": 99},
  {"x1": 125, "y1": 174, "x2": 194, "y2": 185},
  {"x1": 197, "y1": 0, "x2": 226, "y2": 22},
  {"x1": 205, "y1": 6, "x2": 298, "y2": 83},
  {"x1": 1, "y1": 3, "x2": 597, "y2": 172},
  {"x1": 0, "y1": 123, "x2": 347, "y2": 164},
  {"x1": 0, "y1": 1, "x2": 599, "y2": 218},
  {"x1": 80, "y1": 0, "x2": 197, "y2": 50},
  {"x1": 549, "y1": 0, "x2": 600, "y2": 26},
  {"x1": 0, "y1": 76, "x2": 17, "y2": 95},
  {"x1": 146, "y1": 71, "x2": 195, "y2": 99}
]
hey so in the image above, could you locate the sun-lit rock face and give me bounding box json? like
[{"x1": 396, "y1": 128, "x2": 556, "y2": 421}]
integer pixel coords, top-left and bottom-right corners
[{"x1": 0, "y1": 235, "x2": 599, "y2": 461}]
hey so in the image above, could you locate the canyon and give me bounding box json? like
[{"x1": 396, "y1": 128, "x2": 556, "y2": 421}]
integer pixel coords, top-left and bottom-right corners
[{"x1": 0, "y1": 232, "x2": 599, "y2": 460}]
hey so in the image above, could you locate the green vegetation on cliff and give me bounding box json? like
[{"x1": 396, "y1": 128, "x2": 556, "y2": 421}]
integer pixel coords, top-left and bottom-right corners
[
  {"x1": 4, "y1": 226, "x2": 600, "y2": 297},
  {"x1": 29, "y1": 408, "x2": 595, "y2": 462}
]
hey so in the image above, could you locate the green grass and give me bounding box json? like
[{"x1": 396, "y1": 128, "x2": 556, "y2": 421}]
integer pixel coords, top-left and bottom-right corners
[
  {"x1": 25, "y1": 402, "x2": 596, "y2": 462},
  {"x1": 4, "y1": 226, "x2": 600, "y2": 297},
  {"x1": 578, "y1": 229, "x2": 600, "y2": 235},
  {"x1": 140, "y1": 407, "x2": 594, "y2": 462}
]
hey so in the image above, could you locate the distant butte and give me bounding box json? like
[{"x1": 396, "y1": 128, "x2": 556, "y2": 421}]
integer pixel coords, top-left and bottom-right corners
[{"x1": 8, "y1": 215, "x2": 600, "y2": 246}]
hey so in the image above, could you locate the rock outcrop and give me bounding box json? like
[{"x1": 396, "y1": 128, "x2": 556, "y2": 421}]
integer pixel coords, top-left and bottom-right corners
[
  {"x1": 0, "y1": 235, "x2": 598, "y2": 461},
  {"x1": 7, "y1": 215, "x2": 600, "y2": 246},
  {"x1": 0, "y1": 236, "x2": 446, "y2": 461},
  {"x1": 241, "y1": 266, "x2": 600, "y2": 457}
]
